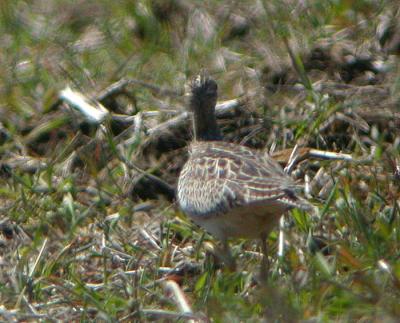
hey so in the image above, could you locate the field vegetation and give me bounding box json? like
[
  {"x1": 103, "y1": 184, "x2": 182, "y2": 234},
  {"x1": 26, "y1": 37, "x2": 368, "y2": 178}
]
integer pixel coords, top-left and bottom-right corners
[{"x1": 0, "y1": 0, "x2": 399, "y2": 321}]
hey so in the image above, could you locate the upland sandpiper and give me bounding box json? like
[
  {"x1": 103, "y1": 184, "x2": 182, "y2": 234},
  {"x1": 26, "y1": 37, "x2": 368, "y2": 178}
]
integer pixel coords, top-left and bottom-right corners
[{"x1": 177, "y1": 74, "x2": 311, "y2": 276}]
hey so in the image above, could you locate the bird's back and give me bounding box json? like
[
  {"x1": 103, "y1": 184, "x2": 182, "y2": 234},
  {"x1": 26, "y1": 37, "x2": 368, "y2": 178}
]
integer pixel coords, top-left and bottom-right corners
[{"x1": 177, "y1": 141, "x2": 310, "y2": 239}]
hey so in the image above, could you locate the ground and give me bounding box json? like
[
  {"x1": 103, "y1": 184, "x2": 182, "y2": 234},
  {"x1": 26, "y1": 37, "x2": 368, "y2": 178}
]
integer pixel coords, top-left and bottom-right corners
[{"x1": 0, "y1": 0, "x2": 399, "y2": 321}]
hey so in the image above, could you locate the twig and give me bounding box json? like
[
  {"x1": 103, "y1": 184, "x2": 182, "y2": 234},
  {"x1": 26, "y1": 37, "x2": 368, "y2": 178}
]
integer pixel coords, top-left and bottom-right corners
[
  {"x1": 378, "y1": 259, "x2": 400, "y2": 290},
  {"x1": 272, "y1": 147, "x2": 353, "y2": 166},
  {"x1": 147, "y1": 111, "x2": 189, "y2": 136},
  {"x1": 284, "y1": 144, "x2": 299, "y2": 174},
  {"x1": 0, "y1": 308, "x2": 55, "y2": 322},
  {"x1": 163, "y1": 280, "x2": 196, "y2": 323},
  {"x1": 140, "y1": 309, "x2": 204, "y2": 321},
  {"x1": 278, "y1": 216, "x2": 286, "y2": 258},
  {"x1": 139, "y1": 228, "x2": 161, "y2": 251},
  {"x1": 307, "y1": 149, "x2": 353, "y2": 161},
  {"x1": 60, "y1": 87, "x2": 109, "y2": 123},
  {"x1": 97, "y1": 78, "x2": 182, "y2": 102},
  {"x1": 147, "y1": 97, "x2": 244, "y2": 136}
]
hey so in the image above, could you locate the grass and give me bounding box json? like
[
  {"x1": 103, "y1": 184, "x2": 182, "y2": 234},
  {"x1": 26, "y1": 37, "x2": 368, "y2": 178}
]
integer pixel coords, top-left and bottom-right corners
[{"x1": 1, "y1": 0, "x2": 400, "y2": 321}]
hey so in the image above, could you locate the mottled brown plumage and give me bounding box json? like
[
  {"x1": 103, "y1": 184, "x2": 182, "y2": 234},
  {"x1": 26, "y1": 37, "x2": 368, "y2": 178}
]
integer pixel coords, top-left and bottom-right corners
[{"x1": 177, "y1": 74, "x2": 311, "y2": 273}]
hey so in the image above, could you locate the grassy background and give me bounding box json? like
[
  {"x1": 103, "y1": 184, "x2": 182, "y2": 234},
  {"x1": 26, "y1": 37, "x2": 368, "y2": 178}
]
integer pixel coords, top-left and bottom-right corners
[{"x1": 0, "y1": 0, "x2": 399, "y2": 321}]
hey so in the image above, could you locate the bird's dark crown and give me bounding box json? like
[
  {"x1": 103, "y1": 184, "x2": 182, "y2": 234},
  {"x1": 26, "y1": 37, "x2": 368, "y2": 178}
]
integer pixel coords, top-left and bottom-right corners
[
  {"x1": 189, "y1": 74, "x2": 222, "y2": 141},
  {"x1": 190, "y1": 75, "x2": 218, "y2": 110}
]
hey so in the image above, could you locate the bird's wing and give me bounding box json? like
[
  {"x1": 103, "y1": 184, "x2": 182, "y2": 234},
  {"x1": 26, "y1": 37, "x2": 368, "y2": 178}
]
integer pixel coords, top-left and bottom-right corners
[{"x1": 178, "y1": 141, "x2": 310, "y2": 218}]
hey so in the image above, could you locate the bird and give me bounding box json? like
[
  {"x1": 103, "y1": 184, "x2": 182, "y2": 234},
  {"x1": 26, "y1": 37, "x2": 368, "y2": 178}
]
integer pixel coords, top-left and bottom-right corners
[{"x1": 177, "y1": 73, "x2": 311, "y2": 277}]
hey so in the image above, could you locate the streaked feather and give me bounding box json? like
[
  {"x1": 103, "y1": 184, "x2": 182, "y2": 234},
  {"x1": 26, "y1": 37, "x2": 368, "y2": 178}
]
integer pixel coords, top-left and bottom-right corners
[{"x1": 177, "y1": 141, "x2": 311, "y2": 222}]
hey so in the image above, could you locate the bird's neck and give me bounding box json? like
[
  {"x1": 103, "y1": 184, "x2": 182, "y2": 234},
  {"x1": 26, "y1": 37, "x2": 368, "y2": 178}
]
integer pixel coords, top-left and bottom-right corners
[{"x1": 193, "y1": 107, "x2": 222, "y2": 141}]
